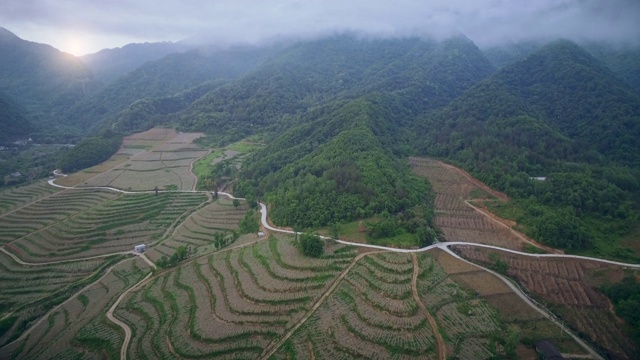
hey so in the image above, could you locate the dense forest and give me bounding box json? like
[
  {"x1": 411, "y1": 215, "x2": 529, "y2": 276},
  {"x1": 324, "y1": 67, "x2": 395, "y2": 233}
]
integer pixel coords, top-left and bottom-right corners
[
  {"x1": 1, "y1": 28, "x2": 639, "y2": 254},
  {"x1": 417, "y1": 40, "x2": 640, "y2": 258}
]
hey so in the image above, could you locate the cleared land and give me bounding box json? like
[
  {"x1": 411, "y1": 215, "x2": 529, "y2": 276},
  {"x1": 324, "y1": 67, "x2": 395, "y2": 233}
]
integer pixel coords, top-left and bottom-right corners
[
  {"x1": 116, "y1": 235, "x2": 357, "y2": 359},
  {"x1": 454, "y1": 245, "x2": 637, "y2": 359},
  {"x1": 411, "y1": 157, "x2": 534, "y2": 251},
  {"x1": 78, "y1": 130, "x2": 207, "y2": 191},
  {"x1": 0, "y1": 257, "x2": 150, "y2": 359}
]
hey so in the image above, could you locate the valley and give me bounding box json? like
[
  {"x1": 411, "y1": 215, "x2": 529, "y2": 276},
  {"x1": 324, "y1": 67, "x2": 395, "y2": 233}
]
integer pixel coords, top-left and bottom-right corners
[
  {"x1": 0, "y1": 24, "x2": 639, "y2": 359},
  {"x1": 0, "y1": 129, "x2": 637, "y2": 359}
]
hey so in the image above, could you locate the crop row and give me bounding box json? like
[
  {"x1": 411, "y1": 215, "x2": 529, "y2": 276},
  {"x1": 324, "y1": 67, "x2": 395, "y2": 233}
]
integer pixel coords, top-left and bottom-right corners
[
  {"x1": 0, "y1": 182, "x2": 61, "y2": 215},
  {"x1": 0, "y1": 254, "x2": 126, "y2": 348},
  {"x1": 0, "y1": 190, "x2": 119, "y2": 245},
  {"x1": 10, "y1": 193, "x2": 206, "y2": 262},
  {"x1": 454, "y1": 246, "x2": 610, "y2": 307},
  {"x1": 119, "y1": 235, "x2": 355, "y2": 359},
  {"x1": 0, "y1": 257, "x2": 149, "y2": 360},
  {"x1": 277, "y1": 252, "x2": 437, "y2": 359}
]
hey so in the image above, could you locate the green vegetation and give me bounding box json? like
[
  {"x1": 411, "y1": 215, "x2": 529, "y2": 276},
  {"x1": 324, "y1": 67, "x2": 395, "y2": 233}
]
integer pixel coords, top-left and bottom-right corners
[
  {"x1": 156, "y1": 245, "x2": 189, "y2": 268},
  {"x1": 299, "y1": 233, "x2": 324, "y2": 258},
  {"x1": 57, "y1": 135, "x2": 121, "y2": 173},
  {"x1": 601, "y1": 275, "x2": 640, "y2": 348},
  {"x1": 238, "y1": 209, "x2": 260, "y2": 234},
  {"x1": 234, "y1": 97, "x2": 435, "y2": 246},
  {"x1": 418, "y1": 40, "x2": 640, "y2": 256}
]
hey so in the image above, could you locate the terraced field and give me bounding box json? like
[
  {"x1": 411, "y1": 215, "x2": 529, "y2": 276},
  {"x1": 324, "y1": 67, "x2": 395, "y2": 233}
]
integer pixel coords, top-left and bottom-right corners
[
  {"x1": 0, "y1": 257, "x2": 150, "y2": 359},
  {"x1": 0, "y1": 182, "x2": 62, "y2": 215},
  {"x1": 0, "y1": 141, "x2": 630, "y2": 360},
  {"x1": 79, "y1": 131, "x2": 207, "y2": 191},
  {"x1": 409, "y1": 157, "x2": 527, "y2": 251},
  {"x1": 116, "y1": 235, "x2": 357, "y2": 359},
  {"x1": 0, "y1": 189, "x2": 120, "y2": 246},
  {"x1": 276, "y1": 252, "x2": 439, "y2": 359},
  {"x1": 8, "y1": 192, "x2": 206, "y2": 262},
  {"x1": 150, "y1": 198, "x2": 250, "y2": 260},
  {"x1": 454, "y1": 245, "x2": 637, "y2": 359},
  {"x1": 0, "y1": 251, "x2": 126, "y2": 347}
]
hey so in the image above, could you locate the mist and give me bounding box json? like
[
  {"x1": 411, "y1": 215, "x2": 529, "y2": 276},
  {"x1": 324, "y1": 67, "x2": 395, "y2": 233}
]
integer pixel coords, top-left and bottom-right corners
[{"x1": 1, "y1": 0, "x2": 639, "y2": 54}]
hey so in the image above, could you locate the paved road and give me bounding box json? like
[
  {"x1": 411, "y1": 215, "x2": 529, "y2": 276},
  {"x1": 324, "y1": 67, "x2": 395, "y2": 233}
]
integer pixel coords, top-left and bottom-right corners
[{"x1": 15, "y1": 172, "x2": 636, "y2": 359}]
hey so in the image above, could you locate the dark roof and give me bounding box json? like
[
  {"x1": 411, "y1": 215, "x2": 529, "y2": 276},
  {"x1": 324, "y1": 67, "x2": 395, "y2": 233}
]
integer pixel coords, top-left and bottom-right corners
[{"x1": 535, "y1": 340, "x2": 564, "y2": 360}]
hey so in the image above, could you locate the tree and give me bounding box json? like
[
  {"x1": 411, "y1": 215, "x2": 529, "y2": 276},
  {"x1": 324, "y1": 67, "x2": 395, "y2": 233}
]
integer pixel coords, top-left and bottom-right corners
[
  {"x1": 232, "y1": 199, "x2": 240, "y2": 208},
  {"x1": 299, "y1": 233, "x2": 324, "y2": 258}
]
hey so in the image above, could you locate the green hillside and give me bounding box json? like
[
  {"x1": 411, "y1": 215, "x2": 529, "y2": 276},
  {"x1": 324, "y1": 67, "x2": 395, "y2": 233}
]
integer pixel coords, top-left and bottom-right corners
[
  {"x1": 66, "y1": 45, "x2": 274, "y2": 130},
  {"x1": 177, "y1": 35, "x2": 494, "y2": 143},
  {"x1": 234, "y1": 96, "x2": 435, "y2": 246},
  {"x1": 0, "y1": 92, "x2": 31, "y2": 143},
  {"x1": 80, "y1": 41, "x2": 191, "y2": 84},
  {"x1": 418, "y1": 40, "x2": 640, "y2": 258},
  {"x1": 0, "y1": 27, "x2": 99, "y2": 141}
]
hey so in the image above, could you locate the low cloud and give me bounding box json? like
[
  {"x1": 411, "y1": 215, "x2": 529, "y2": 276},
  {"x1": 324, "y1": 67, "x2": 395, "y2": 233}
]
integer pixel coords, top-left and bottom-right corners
[{"x1": 1, "y1": 0, "x2": 639, "y2": 54}]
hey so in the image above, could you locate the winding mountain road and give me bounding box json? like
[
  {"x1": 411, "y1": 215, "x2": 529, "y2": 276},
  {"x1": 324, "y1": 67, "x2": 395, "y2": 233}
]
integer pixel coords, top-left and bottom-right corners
[{"x1": 5, "y1": 172, "x2": 635, "y2": 359}]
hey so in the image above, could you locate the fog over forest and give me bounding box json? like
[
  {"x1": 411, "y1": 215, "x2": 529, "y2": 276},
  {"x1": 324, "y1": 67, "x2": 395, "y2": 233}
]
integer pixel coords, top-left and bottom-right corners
[{"x1": 1, "y1": 0, "x2": 639, "y2": 55}]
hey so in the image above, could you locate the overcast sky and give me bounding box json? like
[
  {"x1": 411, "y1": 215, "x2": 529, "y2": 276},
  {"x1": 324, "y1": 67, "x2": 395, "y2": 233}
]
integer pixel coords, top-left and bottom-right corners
[{"x1": 1, "y1": 0, "x2": 639, "y2": 56}]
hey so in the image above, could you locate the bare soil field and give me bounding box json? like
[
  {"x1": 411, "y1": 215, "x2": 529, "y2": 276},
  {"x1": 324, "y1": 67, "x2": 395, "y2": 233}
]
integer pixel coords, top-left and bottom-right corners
[
  {"x1": 426, "y1": 248, "x2": 588, "y2": 356},
  {"x1": 0, "y1": 257, "x2": 151, "y2": 360},
  {"x1": 77, "y1": 131, "x2": 208, "y2": 191},
  {"x1": 410, "y1": 157, "x2": 535, "y2": 251},
  {"x1": 453, "y1": 245, "x2": 637, "y2": 359}
]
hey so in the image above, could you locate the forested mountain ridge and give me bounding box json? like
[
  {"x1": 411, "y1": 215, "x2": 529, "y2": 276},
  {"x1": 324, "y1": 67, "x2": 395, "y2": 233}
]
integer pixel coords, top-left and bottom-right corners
[
  {"x1": 234, "y1": 95, "x2": 436, "y2": 245},
  {"x1": 418, "y1": 39, "x2": 640, "y2": 256},
  {"x1": 0, "y1": 27, "x2": 99, "y2": 140},
  {"x1": 0, "y1": 91, "x2": 31, "y2": 143},
  {"x1": 175, "y1": 35, "x2": 495, "y2": 143},
  {"x1": 66, "y1": 45, "x2": 276, "y2": 131},
  {"x1": 424, "y1": 39, "x2": 640, "y2": 168},
  {"x1": 80, "y1": 41, "x2": 193, "y2": 84}
]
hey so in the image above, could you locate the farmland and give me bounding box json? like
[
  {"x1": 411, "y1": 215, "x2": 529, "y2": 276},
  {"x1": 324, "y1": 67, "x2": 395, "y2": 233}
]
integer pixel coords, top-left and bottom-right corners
[
  {"x1": 454, "y1": 245, "x2": 638, "y2": 359},
  {"x1": 0, "y1": 131, "x2": 637, "y2": 360},
  {"x1": 78, "y1": 130, "x2": 207, "y2": 191}
]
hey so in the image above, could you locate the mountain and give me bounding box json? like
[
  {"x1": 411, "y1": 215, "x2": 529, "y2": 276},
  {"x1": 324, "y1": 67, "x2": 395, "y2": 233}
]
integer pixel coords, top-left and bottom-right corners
[
  {"x1": 67, "y1": 45, "x2": 276, "y2": 131},
  {"x1": 176, "y1": 35, "x2": 495, "y2": 143},
  {"x1": 419, "y1": 39, "x2": 640, "y2": 251},
  {"x1": 483, "y1": 40, "x2": 640, "y2": 94},
  {"x1": 0, "y1": 91, "x2": 31, "y2": 143},
  {"x1": 80, "y1": 41, "x2": 192, "y2": 84},
  {"x1": 0, "y1": 27, "x2": 99, "y2": 133},
  {"x1": 234, "y1": 95, "x2": 435, "y2": 245},
  {"x1": 482, "y1": 41, "x2": 542, "y2": 68},
  {"x1": 426, "y1": 40, "x2": 640, "y2": 168},
  {"x1": 584, "y1": 42, "x2": 640, "y2": 94}
]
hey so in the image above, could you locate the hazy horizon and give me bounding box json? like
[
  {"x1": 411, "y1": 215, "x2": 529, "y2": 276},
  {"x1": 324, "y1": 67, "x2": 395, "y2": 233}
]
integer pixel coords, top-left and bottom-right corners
[{"x1": 2, "y1": 0, "x2": 640, "y2": 56}]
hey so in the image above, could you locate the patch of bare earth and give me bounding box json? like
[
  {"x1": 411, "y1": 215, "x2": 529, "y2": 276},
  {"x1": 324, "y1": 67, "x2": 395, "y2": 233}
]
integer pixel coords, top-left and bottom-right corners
[{"x1": 410, "y1": 157, "x2": 543, "y2": 251}]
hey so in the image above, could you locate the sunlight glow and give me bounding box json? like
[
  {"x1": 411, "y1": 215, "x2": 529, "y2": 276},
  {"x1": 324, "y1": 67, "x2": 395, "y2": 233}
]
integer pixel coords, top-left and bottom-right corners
[{"x1": 63, "y1": 35, "x2": 87, "y2": 56}]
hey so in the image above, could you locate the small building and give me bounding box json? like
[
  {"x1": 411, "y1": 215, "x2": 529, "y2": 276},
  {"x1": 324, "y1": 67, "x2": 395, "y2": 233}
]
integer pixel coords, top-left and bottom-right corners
[
  {"x1": 134, "y1": 244, "x2": 147, "y2": 253},
  {"x1": 10, "y1": 172, "x2": 22, "y2": 178},
  {"x1": 257, "y1": 232, "x2": 265, "y2": 238},
  {"x1": 530, "y1": 176, "x2": 547, "y2": 181}
]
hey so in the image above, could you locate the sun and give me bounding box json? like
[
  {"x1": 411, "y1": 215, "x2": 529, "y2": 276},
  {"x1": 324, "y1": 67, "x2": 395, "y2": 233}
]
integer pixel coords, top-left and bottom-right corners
[{"x1": 63, "y1": 35, "x2": 87, "y2": 56}]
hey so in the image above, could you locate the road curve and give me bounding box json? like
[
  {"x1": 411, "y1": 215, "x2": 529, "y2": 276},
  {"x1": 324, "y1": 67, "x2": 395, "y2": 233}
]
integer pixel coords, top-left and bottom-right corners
[
  {"x1": 107, "y1": 272, "x2": 153, "y2": 360},
  {"x1": 39, "y1": 170, "x2": 638, "y2": 360},
  {"x1": 441, "y1": 246, "x2": 605, "y2": 360},
  {"x1": 0, "y1": 257, "x2": 133, "y2": 349}
]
